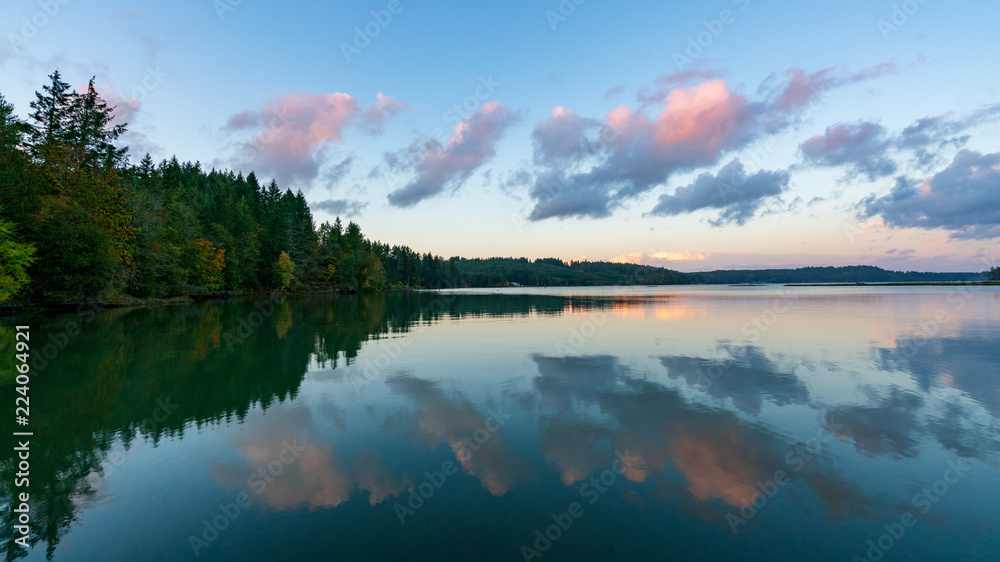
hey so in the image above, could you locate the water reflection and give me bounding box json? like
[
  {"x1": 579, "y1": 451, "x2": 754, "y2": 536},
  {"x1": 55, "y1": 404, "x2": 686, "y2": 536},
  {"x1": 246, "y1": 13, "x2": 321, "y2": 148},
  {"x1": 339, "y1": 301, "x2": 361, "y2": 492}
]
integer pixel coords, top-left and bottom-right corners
[
  {"x1": 0, "y1": 288, "x2": 998, "y2": 560},
  {"x1": 387, "y1": 375, "x2": 528, "y2": 497},
  {"x1": 660, "y1": 345, "x2": 811, "y2": 415},
  {"x1": 530, "y1": 353, "x2": 883, "y2": 523}
]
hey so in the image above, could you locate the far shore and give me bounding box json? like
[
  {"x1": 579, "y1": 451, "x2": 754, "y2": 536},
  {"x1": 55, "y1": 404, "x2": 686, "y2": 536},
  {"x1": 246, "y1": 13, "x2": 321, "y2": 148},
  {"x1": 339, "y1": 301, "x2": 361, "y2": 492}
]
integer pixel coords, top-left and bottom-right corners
[
  {"x1": 784, "y1": 282, "x2": 1000, "y2": 287},
  {"x1": 5, "y1": 281, "x2": 1000, "y2": 318}
]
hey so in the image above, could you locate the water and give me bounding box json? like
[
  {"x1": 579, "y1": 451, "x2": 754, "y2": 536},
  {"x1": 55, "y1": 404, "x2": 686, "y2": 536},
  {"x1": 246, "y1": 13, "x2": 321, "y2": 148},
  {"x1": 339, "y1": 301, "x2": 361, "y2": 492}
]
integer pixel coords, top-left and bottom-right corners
[{"x1": 1, "y1": 286, "x2": 999, "y2": 561}]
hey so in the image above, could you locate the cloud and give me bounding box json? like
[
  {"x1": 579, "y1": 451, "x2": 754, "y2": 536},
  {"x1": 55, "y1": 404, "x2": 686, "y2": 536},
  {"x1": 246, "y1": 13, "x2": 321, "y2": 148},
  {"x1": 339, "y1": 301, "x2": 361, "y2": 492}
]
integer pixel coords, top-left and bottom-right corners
[
  {"x1": 896, "y1": 103, "x2": 1000, "y2": 168},
  {"x1": 531, "y1": 106, "x2": 600, "y2": 165},
  {"x1": 799, "y1": 103, "x2": 1000, "y2": 179},
  {"x1": 648, "y1": 159, "x2": 789, "y2": 226},
  {"x1": 767, "y1": 63, "x2": 895, "y2": 112},
  {"x1": 526, "y1": 170, "x2": 616, "y2": 221},
  {"x1": 657, "y1": 69, "x2": 721, "y2": 87},
  {"x1": 860, "y1": 150, "x2": 1000, "y2": 239},
  {"x1": 226, "y1": 91, "x2": 405, "y2": 186},
  {"x1": 799, "y1": 121, "x2": 897, "y2": 181},
  {"x1": 602, "y1": 85, "x2": 625, "y2": 100},
  {"x1": 522, "y1": 63, "x2": 892, "y2": 221},
  {"x1": 386, "y1": 101, "x2": 520, "y2": 208},
  {"x1": 360, "y1": 92, "x2": 410, "y2": 134},
  {"x1": 610, "y1": 251, "x2": 710, "y2": 266},
  {"x1": 637, "y1": 69, "x2": 723, "y2": 104},
  {"x1": 95, "y1": 84, "x2": 141, "y2": 127},
  {"x1": 497, "y1": 169, "x2": 534, "y2": 195},
  {"x1": 95, "y1": 84, "x2": 162, "y2": 158},
  {"x1": 325, "y1": 156, "x2": 353, "y2": 186},
  {"x1": 310, "y1": 198, "x2": 368, "y2": 217}
]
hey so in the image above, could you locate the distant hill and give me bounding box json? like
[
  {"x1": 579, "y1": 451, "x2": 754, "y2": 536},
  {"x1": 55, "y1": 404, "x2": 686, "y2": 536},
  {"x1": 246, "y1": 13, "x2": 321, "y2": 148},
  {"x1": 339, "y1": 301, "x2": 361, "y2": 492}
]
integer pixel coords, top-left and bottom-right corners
[
  {"x1": 686, "y1": 265, "x2": 981, "y2": 284},
  {"x1": 453, "y1": 260, "x2": 983, "y2": 287}
]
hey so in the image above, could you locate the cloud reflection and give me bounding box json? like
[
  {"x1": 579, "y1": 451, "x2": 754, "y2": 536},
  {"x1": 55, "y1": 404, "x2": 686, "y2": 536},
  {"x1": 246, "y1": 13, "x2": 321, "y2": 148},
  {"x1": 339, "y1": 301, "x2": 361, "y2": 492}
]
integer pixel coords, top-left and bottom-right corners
[
  {"x1": 530, "y1": 354, "x2": 881, "y2": 521},
  {"x1": 387, "y1": 375, "x2": 528, "y2": 496}
]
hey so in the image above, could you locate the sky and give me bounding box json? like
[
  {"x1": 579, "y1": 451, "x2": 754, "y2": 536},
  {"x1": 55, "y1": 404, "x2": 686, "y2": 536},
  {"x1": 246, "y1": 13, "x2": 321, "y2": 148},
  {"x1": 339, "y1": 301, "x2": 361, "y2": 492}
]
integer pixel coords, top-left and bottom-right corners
[{"x1": 1, "y1": 0, "x2": 999, "y2": 272}]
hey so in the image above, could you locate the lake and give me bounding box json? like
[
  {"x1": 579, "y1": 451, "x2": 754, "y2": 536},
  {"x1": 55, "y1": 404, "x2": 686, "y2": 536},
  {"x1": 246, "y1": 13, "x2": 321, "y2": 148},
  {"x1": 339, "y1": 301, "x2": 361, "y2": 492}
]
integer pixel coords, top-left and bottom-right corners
[{"x1": 2, "y1": 286, "x2": 999, "y2": 561}]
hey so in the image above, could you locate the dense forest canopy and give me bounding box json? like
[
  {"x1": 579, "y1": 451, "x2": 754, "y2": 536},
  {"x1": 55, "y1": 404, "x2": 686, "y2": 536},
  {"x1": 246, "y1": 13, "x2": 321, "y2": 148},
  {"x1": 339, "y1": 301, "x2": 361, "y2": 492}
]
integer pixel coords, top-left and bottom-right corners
[
  {"x1": 0, "y1": 73, "x2": 990, "y2": 304},
  {"x1": 0, "y1": 72, "x2": 469, "y2": 303}
]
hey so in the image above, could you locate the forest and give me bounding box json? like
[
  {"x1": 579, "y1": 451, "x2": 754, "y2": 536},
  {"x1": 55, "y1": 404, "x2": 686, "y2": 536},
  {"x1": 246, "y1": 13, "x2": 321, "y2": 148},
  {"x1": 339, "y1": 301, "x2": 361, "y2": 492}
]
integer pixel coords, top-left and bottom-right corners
[
  {"x1": 0, "y1": 72, "x2": 478, "y2": 303},
  {"x1": 0, "y1": 73, "x2": 992, "y2": 305}
]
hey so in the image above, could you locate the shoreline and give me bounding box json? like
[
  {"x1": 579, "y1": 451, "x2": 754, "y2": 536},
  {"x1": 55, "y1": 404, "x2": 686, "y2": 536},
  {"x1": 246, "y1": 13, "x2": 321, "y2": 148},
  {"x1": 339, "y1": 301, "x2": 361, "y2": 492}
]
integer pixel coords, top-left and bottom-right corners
[
  {"x1": 5, "y1": 281, "x2": 999, "y2": 317},
  {"x1": 784, "y1": 282, "x2": 1000, "y2": 287}
]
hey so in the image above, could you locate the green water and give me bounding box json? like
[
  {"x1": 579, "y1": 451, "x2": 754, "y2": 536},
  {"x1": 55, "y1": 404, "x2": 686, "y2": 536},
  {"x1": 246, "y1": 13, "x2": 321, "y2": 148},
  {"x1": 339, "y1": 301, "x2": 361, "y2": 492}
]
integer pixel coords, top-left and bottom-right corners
[{"x1": 1, "y1": 287, "x2": 999, "y2": 561}]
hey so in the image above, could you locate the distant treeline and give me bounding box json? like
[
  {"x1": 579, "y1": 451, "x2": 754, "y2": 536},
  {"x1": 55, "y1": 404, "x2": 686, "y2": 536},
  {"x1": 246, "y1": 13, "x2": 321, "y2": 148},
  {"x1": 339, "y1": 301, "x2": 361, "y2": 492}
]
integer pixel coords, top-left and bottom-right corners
[
  {"x1": 686, "y1": 265, "x2": 987, "y2": 285},
  {"x1": 454, "y1": 257, "x2": 689, "y2": 287},
  {"x1": 0, "y1": 73, "x2": 994, "y2": 304},
  {"x1": 451, "y1": 261, "x2": 986, "y2": 287}
]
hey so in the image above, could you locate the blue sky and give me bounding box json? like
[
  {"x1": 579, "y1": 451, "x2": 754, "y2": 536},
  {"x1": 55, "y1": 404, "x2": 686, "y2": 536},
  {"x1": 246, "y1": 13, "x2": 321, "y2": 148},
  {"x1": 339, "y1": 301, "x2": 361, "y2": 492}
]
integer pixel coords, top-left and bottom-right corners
[{"x1": 2, "y1": 0, "x2": 998, "y2": 271}]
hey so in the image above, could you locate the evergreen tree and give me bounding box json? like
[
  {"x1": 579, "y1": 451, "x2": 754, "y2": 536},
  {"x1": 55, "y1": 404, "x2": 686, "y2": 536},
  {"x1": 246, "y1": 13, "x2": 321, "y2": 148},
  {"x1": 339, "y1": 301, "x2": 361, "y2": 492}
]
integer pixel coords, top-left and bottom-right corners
[
  {"x1": 27, "y1": 70, "x2": 75, "y2": 159},
  {"x1": 0, "y1": 93, "x2": 33, "y2": 220},
  {"x1": 137, "y1": 153, "x2": 155, "y2": 179},
  {"x1": 67, "y1": 78, "x2": 128, "y2": 168}
]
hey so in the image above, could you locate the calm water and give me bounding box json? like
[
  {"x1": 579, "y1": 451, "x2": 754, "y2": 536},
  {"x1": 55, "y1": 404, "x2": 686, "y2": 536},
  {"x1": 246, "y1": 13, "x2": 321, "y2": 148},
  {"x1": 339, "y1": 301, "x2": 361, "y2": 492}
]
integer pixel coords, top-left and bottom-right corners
[{"x1": 2, "y1": 286, "x2": 999, "y2": 561}]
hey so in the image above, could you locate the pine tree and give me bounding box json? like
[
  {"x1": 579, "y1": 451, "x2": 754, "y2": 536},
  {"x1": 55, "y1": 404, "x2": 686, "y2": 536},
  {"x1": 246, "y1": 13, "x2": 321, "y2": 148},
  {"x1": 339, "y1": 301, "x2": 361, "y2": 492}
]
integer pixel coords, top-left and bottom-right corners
[
  {"x1": 0, "y1": 93, "x2": 33, "y2": 220},
  {"x1": 67, "y1": 78, "x2": 128, "y2": 168},
  {"x1": 137, "y1": 153, "x2": 155, "y2": 179},
  {"x1": 27, "y1": 70, "x2": 75, "y2": 160}
]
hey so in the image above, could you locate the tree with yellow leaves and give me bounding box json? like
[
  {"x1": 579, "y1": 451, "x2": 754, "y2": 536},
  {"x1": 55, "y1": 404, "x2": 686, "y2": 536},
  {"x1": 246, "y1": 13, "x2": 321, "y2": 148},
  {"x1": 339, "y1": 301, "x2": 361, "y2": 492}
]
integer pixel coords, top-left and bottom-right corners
[
  {"x1": 192, "y1": 238, "x2": 226, "y2": 291},
  {"x1": 276, "y1": 251, "x2": 295, "y2": 291}
]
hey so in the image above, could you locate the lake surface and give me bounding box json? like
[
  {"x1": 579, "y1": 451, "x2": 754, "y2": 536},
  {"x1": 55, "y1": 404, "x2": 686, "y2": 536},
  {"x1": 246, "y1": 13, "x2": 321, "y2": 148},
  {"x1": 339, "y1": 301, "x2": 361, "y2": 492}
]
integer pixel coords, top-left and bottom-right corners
[{"x1": 2, "y1": 286, "x2": 999, "y2": 561}]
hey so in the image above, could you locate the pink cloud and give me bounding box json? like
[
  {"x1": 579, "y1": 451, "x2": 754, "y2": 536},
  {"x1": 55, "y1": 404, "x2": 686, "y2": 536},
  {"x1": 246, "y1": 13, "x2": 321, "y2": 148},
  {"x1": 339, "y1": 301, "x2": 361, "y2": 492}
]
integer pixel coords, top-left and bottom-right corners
[
  {"x1": 611, "y1": 251, "x2": 711, "y2": 266},
  {"x1": 361, "y1": 92, "x2": 411, "y2": 133},
  {"x1": 387, "y1": 101, "x2": 520, "y2": 207},
  {"x1": 652, "y1": 80, "x2": 751, "y2": 155},
  {"x1": 774, "y1": 62, "x2": 895, "y2": 111},
  {"x1": 541, "y1": 80, "x2": 753, "y2": 176},
  {"x1": 636, "y1": 69, "x2": 723, "y2": 104},
  {"x1": 594, "y1": 79, "x2": 754, "y2": 193},
  {"x1": 227, "y1": 91, "x2": 406, "y2": 185},
  {"x1": 525, "y1": 62, "x2": 894, "y2": 221},
  {"x1": 90, "y1": 84, "x2": 141, "y2": 127}
]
